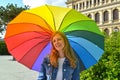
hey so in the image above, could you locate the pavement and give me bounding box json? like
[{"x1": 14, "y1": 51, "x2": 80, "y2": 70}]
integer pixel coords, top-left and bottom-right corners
[{"x1": 0, "y1": 55, "x2": 38, "y2": 80}]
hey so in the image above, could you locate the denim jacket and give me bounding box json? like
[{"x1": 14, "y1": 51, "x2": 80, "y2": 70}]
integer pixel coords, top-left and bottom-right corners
[{"x1": 37, "y1": 57, "x2": 80, "y2": 80}]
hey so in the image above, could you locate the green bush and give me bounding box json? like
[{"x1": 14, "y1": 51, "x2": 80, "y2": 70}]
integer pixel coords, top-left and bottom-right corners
[
  {"x1": 80, "y1": 32, "x2": 120, "y2": 79},
  {"x1": 0, "y1": 41, "x2": 10, "y2": 55}
]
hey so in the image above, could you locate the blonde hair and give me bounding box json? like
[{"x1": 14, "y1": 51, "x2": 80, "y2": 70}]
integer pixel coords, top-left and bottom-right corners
[{"x1": 50, "y1": 31, "x2": 77, "y2": 68}]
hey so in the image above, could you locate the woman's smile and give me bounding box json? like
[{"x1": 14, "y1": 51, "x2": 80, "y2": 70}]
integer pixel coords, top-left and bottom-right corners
[{"x1": 52, "y1": 34, "x2": 65, "y2": 51}]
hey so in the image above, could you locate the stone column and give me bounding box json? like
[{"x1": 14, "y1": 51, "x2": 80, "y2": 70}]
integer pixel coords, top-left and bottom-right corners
[
  {"x1": 108, "y1": 0, "x2": 111, "y2": 3},
  {"x1": 99, "y1": 11, "x2": 103, "y2": 25},
  {"x1": 84, "y1": 1, "x2": 87, "y2": 9},
  {"x1": 105, "y1": 0, "x2": 107, "y2": 4},
  {"x1": 91, "y1": 12, "x2": 95, "y2": 20},
  {"x1": 99, "y1": 0, "x2": 102, "y2": 5},
  {"x1": 118, "y1": 7, "x2": 120, "y2": 22},
  {"x1": 109, "y1": 27, "x2": 113, "y2": 34},
  {"x1": 108, "y1": 9, "x2": 113, "y2": 24},
  {"x1": 78, "y1": 3, "x2": 80, "y2": 11},
  {"x1": 91, "y1": 0, "x2": 94, "y2": 7}
]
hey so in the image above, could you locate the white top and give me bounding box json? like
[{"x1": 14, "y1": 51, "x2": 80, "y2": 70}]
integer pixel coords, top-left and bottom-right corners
[{"x1": 56, "y1": 58, "x2": 65, "y2": 80}]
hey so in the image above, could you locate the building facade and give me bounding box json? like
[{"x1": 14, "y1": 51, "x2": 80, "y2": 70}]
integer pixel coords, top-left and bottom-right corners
[{"x1": 66, "y1": 0, "x2": 120, "y2": 35}]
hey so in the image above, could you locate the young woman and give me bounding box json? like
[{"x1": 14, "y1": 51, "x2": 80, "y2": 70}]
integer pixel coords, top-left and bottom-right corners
[{"x1": 37, "y1": 31, "x2": 80, "y2": 80}]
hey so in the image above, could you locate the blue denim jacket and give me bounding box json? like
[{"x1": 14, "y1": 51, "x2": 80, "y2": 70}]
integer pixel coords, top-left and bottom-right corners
[{"x1": 37, "y1": 57, "x2": 80, "y2": 80}]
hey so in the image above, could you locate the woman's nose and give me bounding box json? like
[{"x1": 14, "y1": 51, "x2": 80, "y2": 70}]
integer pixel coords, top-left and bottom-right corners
[{"x1": 56, "y1": 40, "x2": 59, "y2": 43}]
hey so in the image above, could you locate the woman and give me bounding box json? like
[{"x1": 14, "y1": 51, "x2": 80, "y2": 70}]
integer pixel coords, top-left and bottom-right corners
[{"x1": 37, "y1": 31, "x2": 80, "y2": 80}]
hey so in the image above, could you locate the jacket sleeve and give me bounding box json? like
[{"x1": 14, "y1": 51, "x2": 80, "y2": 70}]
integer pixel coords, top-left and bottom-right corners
[
  {"x1": 71, "y1": 61, "x2": 80, "y2": 80},
  {"x1": 37, "y1": 60, "x2": 46, "y2": 80}
]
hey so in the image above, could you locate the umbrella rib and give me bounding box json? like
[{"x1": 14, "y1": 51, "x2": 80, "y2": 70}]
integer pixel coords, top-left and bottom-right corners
[
  {"x1": 23, "y1": 11, "x2": 54, "y2": 32},
  {"x1": 58, "y1": 9, "x2": 72, "y2": 31},
  {"x1": 31, "y1": 42, "x2": 50, "y2": 69},
  {"x1": 65, "y1": 30, "x2": 104, "y2": 50},
  {"x1": 69, "y1": 39, "x2": 98, "y2": 62},
  {"x1": 18, "y1": 39, "x2": 50, "y2": 62},
  {"x1": 5, "y1": 23, "x2": 52, "y2": 38},
  {"x1": 72, "y1": 49, "x2": 86, "y2": 71},
  {"x1": 46, "y1": 5, "x2": 56, "y2": 31},
  {"x1": 62, "y1": 20, "x2": 93, "y2": 32},
  {"x1": 9, "y1": 33, "x2": 50, "y2": 51}
]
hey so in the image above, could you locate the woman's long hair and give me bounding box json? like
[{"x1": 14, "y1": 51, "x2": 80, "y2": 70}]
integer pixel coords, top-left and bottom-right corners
[{"x1": 49, "y1": 31, "x2": 77, "y2": 68}]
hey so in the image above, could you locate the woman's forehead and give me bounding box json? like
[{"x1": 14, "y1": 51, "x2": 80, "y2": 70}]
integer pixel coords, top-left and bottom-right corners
[{"x1": 53, "y1": 34, "x2": 63, "y2": 39}]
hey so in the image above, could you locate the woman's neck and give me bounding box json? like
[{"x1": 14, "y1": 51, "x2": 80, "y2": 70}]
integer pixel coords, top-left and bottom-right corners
[{"x1": 58, "y1": 51, "x2": 65, "y2": 58}]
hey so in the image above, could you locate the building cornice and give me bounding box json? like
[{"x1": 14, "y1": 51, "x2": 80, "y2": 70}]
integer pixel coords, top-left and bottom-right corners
[
  {"x1": 99, "y1": 22, "x2": 120, "y2": 27},
  {"x1": 66, "y1": 0, "x2": 79, "y2": 4},
  {"x1": 80, "y1": 1, "x2": 120, "y2": 13}
]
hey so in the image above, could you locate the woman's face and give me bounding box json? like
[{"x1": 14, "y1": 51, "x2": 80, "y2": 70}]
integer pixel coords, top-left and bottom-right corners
[{"x1": 52, "y1": 34, "x2": 65, "y2": 52}]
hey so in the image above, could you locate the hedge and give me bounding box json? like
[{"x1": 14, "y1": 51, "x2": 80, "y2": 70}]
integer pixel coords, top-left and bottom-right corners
[
  {"x1": 0, "y1": 41, "x2": 10, "y2": 55},
  {"x1": 80, "y1": 32, "x2": 120, "y2": 79}
]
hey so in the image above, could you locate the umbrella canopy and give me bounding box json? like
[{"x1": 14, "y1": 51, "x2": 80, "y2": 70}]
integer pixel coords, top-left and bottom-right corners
[{"x1": 4, "y1": 5, "x2": 104, "y2": 72}]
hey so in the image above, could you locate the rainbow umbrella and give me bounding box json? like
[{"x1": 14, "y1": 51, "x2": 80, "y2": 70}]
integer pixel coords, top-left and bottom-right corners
[{"x1": 4, "y1": 5, "x2": 104, "y2": 72}]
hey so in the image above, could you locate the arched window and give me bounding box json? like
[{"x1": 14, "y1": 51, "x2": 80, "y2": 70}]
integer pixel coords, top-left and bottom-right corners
[
  {"x1": 113, "y1": 9, "x2": 119, "y2": 21},
  {"x1": 106, "y1": 0, "x2": 109, "y2": 3},
  {"x1": 94, "y1": 0, "x2": 97, "y2": 6},
  {"x1": 73, "y1": 5, "x2": 75, "y2": 9},
  {"x1": 79, "y1": 3, "x2": 82, "y2": 9},
  {"x1": 111, "y1": 0, "x2": 114, "y2": 2},
  {"x1": 88, "y1": 14, "x2": 92, "y2": 18},
  {"x1": 98, "y1": 0, "x2": 100, "y2": 5},
  {"x1": 76, "y1": 4, "x2": 78, "y2": 10},
  {"x1": 103, "y1": 11, "x2": 109, "y2": 22},
  {"x1": 83, "y1": 2, "x2": 84, "y2": 9},
  {"x1": 102, "y1": 0, "x2": 105, "y2": 4},
  {"x1": 95, "y1": 13, "x2": 100, "y2": 23},
  {"x1": 86, "y1": 1, "x2": 89, "y2": 8},
  {"x1": 90, "y1": 0, "x2": 92, "y2": 7}
]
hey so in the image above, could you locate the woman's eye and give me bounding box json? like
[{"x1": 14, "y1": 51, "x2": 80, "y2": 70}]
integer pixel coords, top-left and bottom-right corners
[
  {"x1": 53, "y1": 40, "x2": 56, "y2": 43},
  {"x1": 53, "y1": 38, "x2": 62, "y2": 43},
  {"x1": 58, "y1": 38, "x2": 61, "y2": 41}
]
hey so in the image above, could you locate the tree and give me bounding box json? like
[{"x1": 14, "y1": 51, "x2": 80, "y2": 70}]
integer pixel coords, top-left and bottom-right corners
[{"x1": 0, "y1": 3, "x2": 29, "y2": 33}]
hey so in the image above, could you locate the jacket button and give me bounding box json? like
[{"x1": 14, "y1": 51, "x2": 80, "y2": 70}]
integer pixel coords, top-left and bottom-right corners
[
  {"x1": 48, "y1": 64, "x2": 50, "y2": 66},
  {"x1": 64, "y1": 69, "x2": 66, "y2": 71}
]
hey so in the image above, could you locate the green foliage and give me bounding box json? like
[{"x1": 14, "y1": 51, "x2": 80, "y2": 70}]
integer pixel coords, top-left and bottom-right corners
[
  {"x1": 80, "y1": 32, "x2": 120, "y2": 80},
  {"x1": 0, "y1": 41, "x2": 10, "y2": 55}
]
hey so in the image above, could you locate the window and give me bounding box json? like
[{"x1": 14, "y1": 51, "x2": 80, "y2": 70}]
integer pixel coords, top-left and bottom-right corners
[
  {"x1": 76, "y1": 4, "x2": 78, "y2": 10},
  {"x1": 103, "y1": 11, "x2": 109, "y2": 22},
  {"x1": 73, "y1": 5, "x2": 75, "y2": 9},
  {"x1": 90, "y1": 0, "x2": 92, "y2": 6},
  {"x1": 95, "y1": 13, "x2": 100, "y2": 23},
  {"x1": 113, "y1": 9, "x2": 119, "y2": 20},
  {"x1": 86, "y1": 1, "x2": 89, "y2": 8},
  {"x1": 83, "y1": 2, "x2": 84, "y2": 9},
  {"x1": 102, "y1": 0, "x2": 105, "y2": 4},
  {"x1": 106, "y1": 0, "x2": 109, "y2": 3},
  {"x1": 88, "y1": 14, "x2": 92, "y2": 18},
  {"x1": 94, "y1": 0, "x2": 97, "y2": 6},
  {"x1": 98, "y1": 0, "x2": 100, "y2": 4},
  {"x1": 111, "y1": 0, "x2": 114, "y2": 2},
  {"x1": 79, "y1": 3, "x2": 82, "y2": 9}
]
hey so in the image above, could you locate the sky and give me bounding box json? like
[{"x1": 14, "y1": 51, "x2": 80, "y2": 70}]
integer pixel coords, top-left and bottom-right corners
[
  {"x1": 0, "y1": 0, "x2": 67, "y2": 8},
  {"x1": 0, "y1": 0, "x2": 67, "y2": 38},
  {"x1": 0, "y1": 0, "x2": 24, "y2": 7},
  {"x1": 23, "y1": 0, "x2": 67, "y2": 8}
]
